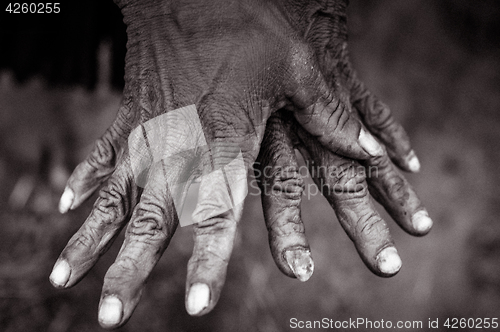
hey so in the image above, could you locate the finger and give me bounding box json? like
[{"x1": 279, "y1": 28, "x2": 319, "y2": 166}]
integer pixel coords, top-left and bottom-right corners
[
  {"x1": 59, "y1": 103, "x2": 134, "y2": 213},
  {"x1": 184, "y1": 143, "x2": 247, "y2": 316},
  {"x1": 51, "y1": 112, "x2": 166, "y2": 289},
  {"x1": 364, "y1": 152, "x2": 433, "y2": 236},
  {"x1": 295, "y1": 125, "x2": 402, "y2": 277},
  {"x1": 50, "y1": 153, "x2": 139, "y2": 289},
  {"x1": 184, "y1": 96, "x2": 267, "y2": 316},
  {"x1": 98, "y1": 157, "x2": 189, "y2": 329},
  {"x1": 255, "y1": 111, "x2": 313, "y2": 282},
  {"x1": 186, "y1": 207, "x2": 240, "y2": 316},
  {"x1": 189, "y1": 92, "x2": 269, "y2": 224},
  {"x1": 97, "y1": 105, "x2": 208, "y2": 328},
  {"x1": 349, "y1": 71, "x2": 420, "y2": 173},
  {"x1": 51, "y1": 105, "x2": 198, "y2": 289},
  {"x1": 285, "y1": 44, "x2": 384, "y2": 161},
  {"x1": 186, "y1": 171, "x2": 245, "y2": 316}
]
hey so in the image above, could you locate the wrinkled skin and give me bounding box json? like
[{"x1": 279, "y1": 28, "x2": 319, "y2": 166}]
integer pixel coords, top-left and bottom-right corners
[
  {"x1": 255, "y1": 0, "x2": 431, "y2": 280},
  {"x1": 49, "y1": 0, "x2": 432, "y2": 329}
]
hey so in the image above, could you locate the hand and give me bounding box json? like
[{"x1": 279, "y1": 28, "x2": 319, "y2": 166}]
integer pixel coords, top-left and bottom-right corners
[
  {"x1": 255, "y1": 0, "x2": 432, "y2": 281},
  {"x1": 256, "y1": 110, "x2": 431, "y2": 281},
  {"x1": 49, "y1": 0, "x2": 430, "y2": 329}
]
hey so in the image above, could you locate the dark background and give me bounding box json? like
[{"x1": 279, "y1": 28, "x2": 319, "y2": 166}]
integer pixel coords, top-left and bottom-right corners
[{"x1": 1, "y1": 0, "x2": 500, "y2": 331}]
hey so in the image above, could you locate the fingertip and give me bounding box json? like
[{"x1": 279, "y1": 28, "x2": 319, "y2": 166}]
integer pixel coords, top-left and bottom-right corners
[
  {"x1": 58, "y1": 187, "x2": 74, "y2": 214},
  {"x1": 186, "y1": 283, "x2": 210, "y2": 316},
  {"x1": 412, "y1": 210, "x2": 433, "y2": 234},
  {"x1": 377, "y1": 247, "x2": 402, "y2": 276},
  {"x1": 49, "y1": 260, "x2": 71, "y2": 288},
  {"x1": 359, "y1": 129, "x2": 384, "y2": 157},
  {"x1": 284, "y1": 248, "x2": 314, "y2": 282},
  {"x1": 406, "y1": 150, "x2": 421, "y2": 173},
  {"x1": 98, "y1": 295, "x2": 123, "y2": 328}
]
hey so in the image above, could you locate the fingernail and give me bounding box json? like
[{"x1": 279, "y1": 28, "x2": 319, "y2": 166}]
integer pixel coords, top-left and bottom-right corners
[
  {"x1": 359, "y1": 129, "x2": 384, "y2": 157},
  {"x1": 412, "y1": 210, "x2": 433, "y2": 233},
  {"x1": 186, "y1": 283, "x2": 210, "y2": 315},
  {"x1": 99, "y1": 296, "x2": 123, "y2": 327},
  {"x1": 49, "y1": 260, "x2": 70, "y2": 287},
  {"x1": 377, "y1": 247, "x2": 402, "y2": 275},
  {"x1": 406, "y1": 150, "x2": 421, "y2": 173},
  {"x1": 58, "y1": 187, "x2": 74, "y2": 214},
  {"x1": 285, "y1": 248, "x2": 314, "y2": 282}
]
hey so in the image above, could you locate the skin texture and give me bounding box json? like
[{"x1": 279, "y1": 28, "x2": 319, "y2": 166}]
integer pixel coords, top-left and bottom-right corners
[
  {"x1": 255, "y1": 0, "x2": 431, "y2": 280},
  {"x1": 49, "y1": 0, "x2": 432, "y2": 328}
]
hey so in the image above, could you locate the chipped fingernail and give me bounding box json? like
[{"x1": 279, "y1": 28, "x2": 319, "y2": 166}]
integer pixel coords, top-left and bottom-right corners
[
  {"x1": 377, "y1": 247, "x2": 402, "y2": 275},
  {"x1": 58, "y1": 187, "x2": 74, "y2": 214},
  {"x1": 285, "y1": 248, "x2": 314, "y2": 282},
  {"x1": 187, "y1": 283, "x2": 210, "y2": 315},
  {"x1": 359, "y1": 129, "x2": 384, "y2": 157},
  {"x1": 99, "y1": 296, "x2": 123, "y2": 327},
  {"x1": 412, "y1": 210, "x2": 433, "y2": 233},
  {"x1": 406, "y1": 150, "x2": 421, "y2": 173},
  {"x1": 49, "y1": 260, "x2": 70, "y2": 287}
]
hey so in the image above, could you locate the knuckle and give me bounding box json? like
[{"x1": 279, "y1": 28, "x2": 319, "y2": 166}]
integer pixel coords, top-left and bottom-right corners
[
  {"x1": 86, "y1": 135, "x2": 119, "y2": 175},
  {"x1": 365, "y1": 154, "x2": 392, "y2": 179},
  {"x1": 385, "y1": 174, "x2": 409, "y2": 202},
  {"x1": 116, "y1": 255, "x2": 140, "y2": 274},
  {"x1": 367, "y1": 153, "x2": 390, "y2": 168},
  {"x1": 128, "y1": 201, "x2": 169, "y2": 241},
  {"x1": 106, "y1": 255, "x2": 143, "y2": 282},
  {"x1": 269, "y1": 216, "x2": 305, "y2": 237},
  {"x1": 94, "y1": 178, "x2": 131, "y2": 223},
  {"x1": 264, "y1": 165, "x2": 304, "y2": 201},
  {"x1": 363, "y1": 96, "x2": 395, "y2": 131},
  {"x1": 114, "y1": 104, "x2": 137, "y2": 136},
  {"x1": 321, "y1": 161, "x2": 367, "y2": 197},
  {"x1": 194, "y1": 217, "x2": 237, "y2": 236},
  {"x1": 76, "y1": 231, "x2": 97, "y2": 250},
  {"x1": 66, "y1": 225, "x2": 100, "y2": 255},
  {"x1": 357, "y1": 212, "x2": 387, "y2": 239},
  {"x1": 193, "y1": 246, "x2": 229, "y2": 265},
  {"x1": 350, "y1": 79, "x2": 368, "y2": 102}
]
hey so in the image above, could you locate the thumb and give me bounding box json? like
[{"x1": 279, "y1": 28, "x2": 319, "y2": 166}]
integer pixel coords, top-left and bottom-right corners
[{"x1": 285, "y1": 43, "x2": 384, "y2": 160}]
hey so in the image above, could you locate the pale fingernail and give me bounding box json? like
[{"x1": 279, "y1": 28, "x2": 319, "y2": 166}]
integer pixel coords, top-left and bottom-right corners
[
  {"x1": 58, "y1": 187, "x2": 74, "y2": 214},
  {"x1": 359, "y1": 129, "x2": 384, "y2": 157},
  {"x1": 285, "y1": 248, "x2": 314, "y2": 282},
  {"x1": 99, "y1": 296, "x2": 123, "y2": 326},
  {"x1": 49, "y1": 260, "x2": 70, "y2": 287},
  {"x1": 406, "y1": 150, "x2": 421, "y2": 173},
  {"x1": 377, "y1": 247, "x2": 402, "y2": 275},
  {"x1": 186, "y1": 283, "x2": 210, "y2": 315},
  {"x1": 412, "y1": 210, "x2": 433, "y2": 233}
]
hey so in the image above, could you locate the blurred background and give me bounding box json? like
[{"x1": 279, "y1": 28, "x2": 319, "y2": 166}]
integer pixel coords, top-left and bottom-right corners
[{"x1": 1, "y1": 0, "x2": 500, "y2": 331}]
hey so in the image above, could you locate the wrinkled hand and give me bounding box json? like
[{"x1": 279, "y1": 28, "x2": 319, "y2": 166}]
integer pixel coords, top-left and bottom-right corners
[
  {"x1": 255, "y1": 0, "x2": 432, "y2": 281},
  {"x1": 256, "y1": 109, "x2": 431, "y2": 281},
  {"x1": 49, "y1": 0, "x2": 431, "y2": 329}
]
